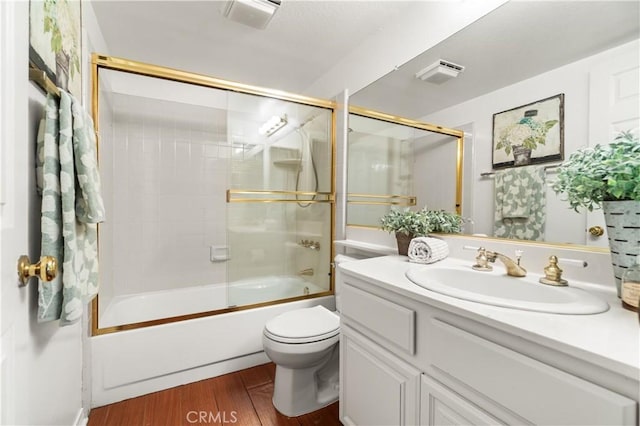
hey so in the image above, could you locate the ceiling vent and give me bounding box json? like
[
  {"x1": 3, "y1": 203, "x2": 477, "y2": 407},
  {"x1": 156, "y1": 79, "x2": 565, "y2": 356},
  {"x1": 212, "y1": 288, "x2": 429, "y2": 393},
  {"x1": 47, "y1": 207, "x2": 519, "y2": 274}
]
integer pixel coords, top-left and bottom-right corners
[
  {"x1": 415, "y1": 60, "x2": 465, "y2": 84},
  {"x1": 221, "y1": 0, "x2": 281, "y2": 30}
]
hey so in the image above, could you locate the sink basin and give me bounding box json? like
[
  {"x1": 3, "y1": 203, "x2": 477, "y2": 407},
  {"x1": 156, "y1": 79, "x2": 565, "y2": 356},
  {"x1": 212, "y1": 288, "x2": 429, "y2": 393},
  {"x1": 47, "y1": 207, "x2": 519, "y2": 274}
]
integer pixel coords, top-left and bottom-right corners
[{"x1": 405, "y1": 265, "x2": 609, "y2": 314}]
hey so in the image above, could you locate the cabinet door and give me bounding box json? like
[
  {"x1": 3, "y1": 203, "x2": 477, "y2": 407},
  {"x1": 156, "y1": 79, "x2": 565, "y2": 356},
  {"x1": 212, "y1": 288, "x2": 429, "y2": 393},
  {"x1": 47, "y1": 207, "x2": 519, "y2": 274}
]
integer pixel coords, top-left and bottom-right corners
[
  {"x1": 428, "y1": 318, "x2": 638, "y2": 425},
  {"x1": 420, "y1": 374, "x2": 505, "y2": 426},
  {"x1": 340, "y1": 325, "x2": 420, "y2": 426}
]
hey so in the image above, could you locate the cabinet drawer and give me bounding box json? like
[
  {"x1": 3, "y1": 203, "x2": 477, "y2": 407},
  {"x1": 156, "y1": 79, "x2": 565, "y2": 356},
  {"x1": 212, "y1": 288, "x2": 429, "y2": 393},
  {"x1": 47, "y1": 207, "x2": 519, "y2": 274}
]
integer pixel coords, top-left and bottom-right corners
[
  {"x1": 429, "y1": 318, "x2": 637, "y2": 425},
  {"x1": 341, "y1": 282, "x2": 415, "y2": 354}
]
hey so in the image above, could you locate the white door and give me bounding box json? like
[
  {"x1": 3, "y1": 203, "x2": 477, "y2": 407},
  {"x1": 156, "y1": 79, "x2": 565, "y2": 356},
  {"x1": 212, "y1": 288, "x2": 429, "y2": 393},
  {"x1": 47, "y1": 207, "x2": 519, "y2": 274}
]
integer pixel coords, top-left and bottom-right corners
[
  {"x1": 1, "y1": 2, "x2": 84, "y2": 425},
  {"x1": 587, "y1": 40, "x2": 640, "y2": 247},
  {"x1": 0, "y1": 2, "x2": 26, "y2": 423}
]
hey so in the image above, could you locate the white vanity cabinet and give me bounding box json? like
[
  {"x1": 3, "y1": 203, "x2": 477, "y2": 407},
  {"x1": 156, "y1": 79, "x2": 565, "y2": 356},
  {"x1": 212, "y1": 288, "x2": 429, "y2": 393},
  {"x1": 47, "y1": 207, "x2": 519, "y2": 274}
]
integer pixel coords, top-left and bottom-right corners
[
  {"x1": 338, "y1": 268, "x2": 638, "y2": 426},
  {"x1": 341, "y1": 325, "x2": 421, "y2": 426}
]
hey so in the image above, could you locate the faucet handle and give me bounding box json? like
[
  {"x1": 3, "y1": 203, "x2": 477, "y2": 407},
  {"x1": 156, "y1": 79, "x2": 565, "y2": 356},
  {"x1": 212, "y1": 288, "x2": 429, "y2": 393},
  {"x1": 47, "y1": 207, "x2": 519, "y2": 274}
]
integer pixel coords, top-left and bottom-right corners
[
  {"x1": 472, "y1": 247, "x2": 493, "y2": 271},
  {"x1": 514, "y1": 249, "x2": 523, "y2": 265},
  {"x1": 539, "y1": 255, "x2": 568, "y2": 286}
]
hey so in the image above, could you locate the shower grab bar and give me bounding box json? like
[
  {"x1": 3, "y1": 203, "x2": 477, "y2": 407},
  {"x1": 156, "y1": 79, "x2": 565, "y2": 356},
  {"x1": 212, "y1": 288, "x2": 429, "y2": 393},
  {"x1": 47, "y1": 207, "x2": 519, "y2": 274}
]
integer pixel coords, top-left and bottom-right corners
[{"x1": 226, "y1": 189, "x2": 334, "y2": 203}]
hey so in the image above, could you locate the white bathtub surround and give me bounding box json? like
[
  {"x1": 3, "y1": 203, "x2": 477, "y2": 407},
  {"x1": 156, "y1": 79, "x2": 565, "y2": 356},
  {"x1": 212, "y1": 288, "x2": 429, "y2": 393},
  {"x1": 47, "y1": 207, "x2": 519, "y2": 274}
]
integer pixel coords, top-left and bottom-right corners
[
  {"x1": 99, "y1": 275, "x2": 322, "y2": 328},
  {"x1": 91, "y1": 295, "x2": 335, "y2": 406}
]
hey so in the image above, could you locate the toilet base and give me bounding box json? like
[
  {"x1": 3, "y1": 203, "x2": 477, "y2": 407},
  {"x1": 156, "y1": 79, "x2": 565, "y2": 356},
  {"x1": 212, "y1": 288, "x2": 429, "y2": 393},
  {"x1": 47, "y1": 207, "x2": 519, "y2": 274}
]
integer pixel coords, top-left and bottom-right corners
[{"x1": 272, "y1": 345, "x2": 339, "y2": 417}]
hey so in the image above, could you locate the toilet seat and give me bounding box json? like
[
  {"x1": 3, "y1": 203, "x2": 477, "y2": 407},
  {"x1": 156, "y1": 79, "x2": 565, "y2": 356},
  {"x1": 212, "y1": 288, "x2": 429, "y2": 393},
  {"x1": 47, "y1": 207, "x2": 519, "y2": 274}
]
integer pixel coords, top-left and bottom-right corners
[{"x1": 264, "y1": 305, "x2": 339, "y2": 344}]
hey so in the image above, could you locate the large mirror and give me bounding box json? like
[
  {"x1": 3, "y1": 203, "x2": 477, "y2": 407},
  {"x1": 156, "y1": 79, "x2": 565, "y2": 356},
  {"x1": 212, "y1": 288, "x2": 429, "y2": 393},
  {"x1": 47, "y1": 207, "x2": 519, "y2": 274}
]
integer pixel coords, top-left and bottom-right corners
[{"x1": 350, "y1": 1, "x2": 639, "y2": 248}]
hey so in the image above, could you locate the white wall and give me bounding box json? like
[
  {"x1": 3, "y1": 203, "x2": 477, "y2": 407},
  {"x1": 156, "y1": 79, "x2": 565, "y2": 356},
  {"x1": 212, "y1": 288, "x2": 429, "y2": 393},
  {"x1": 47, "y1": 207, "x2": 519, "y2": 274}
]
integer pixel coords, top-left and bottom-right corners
[
  {"x1": 413, "y1": 132, "x2": 458, "y2": 212},
  {"x1": 0, "y1": 2, "x2": 85, "y2": 425},
  {"x1": 420, "y1": 39, "x2": 640, "y2": 244}
]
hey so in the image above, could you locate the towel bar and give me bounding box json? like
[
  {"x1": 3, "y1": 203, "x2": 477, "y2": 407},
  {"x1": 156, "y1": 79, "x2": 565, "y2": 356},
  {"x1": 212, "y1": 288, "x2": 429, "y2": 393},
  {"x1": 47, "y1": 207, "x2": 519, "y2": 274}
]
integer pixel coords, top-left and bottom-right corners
[
  {"x1": 480, "y1": 163, "x2": 561, "y2": 177},
  {"x1": 17, "y1": 255, "x2": 58, "y2": 286}
]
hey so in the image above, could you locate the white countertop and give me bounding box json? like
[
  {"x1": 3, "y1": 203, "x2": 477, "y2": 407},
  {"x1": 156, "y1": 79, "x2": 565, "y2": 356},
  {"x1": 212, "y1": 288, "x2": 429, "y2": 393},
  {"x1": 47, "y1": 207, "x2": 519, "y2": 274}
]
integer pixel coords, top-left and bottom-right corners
[{"x1": 338, "y1": 255, "x2": 640, "y2": 381}]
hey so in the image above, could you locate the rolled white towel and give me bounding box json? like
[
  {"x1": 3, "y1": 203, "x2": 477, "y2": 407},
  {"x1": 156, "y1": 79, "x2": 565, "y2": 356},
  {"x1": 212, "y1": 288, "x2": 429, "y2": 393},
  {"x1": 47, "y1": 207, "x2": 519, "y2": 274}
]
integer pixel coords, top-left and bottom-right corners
[{"x1": 408, "y1": 237, "x2": 449, "y2": 264}]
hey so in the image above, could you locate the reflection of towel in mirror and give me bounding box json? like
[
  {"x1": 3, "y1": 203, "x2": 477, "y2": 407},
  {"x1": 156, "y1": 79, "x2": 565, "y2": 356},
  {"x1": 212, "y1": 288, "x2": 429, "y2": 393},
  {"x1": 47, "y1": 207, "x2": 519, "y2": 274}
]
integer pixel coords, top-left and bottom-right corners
[
  {"x1": 408, "y1": 237, "x2": 449, "y2": 264},
  {"x1": 493, "y1": 166, "x2": 546, "y2": 241}
]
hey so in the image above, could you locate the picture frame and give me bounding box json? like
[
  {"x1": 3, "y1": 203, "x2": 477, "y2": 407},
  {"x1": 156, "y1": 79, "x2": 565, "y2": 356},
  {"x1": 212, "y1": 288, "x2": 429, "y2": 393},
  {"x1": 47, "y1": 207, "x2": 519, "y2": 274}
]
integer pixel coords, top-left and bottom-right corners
[
  {"x1": 491, "y1": 94, "x2": 564, "y2": 169},
  {"x1": 29, "y1": 0, "x2": 82, "y2": 98}
]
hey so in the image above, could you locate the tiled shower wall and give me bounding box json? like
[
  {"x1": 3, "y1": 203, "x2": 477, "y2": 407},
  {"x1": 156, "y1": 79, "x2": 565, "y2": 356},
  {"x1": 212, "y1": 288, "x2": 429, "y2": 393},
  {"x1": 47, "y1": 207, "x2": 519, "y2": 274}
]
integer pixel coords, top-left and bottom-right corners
[{"x1": 101, "y1": 94, "x2": 230, "y2": 299}]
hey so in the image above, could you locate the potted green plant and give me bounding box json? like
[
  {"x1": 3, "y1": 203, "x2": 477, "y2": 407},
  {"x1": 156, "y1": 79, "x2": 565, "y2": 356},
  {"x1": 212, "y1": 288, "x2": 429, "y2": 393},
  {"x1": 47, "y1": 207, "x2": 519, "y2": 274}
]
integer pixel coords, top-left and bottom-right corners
[
  {"x1": 495, "y1": 115, "x2": 558, "y2": 166},
  {"x1": 380, "y1": 207, "x2": 464, "y2": 255},
  {"x1": 552, "y1": 130, "x2": 640, "y2": 296}
]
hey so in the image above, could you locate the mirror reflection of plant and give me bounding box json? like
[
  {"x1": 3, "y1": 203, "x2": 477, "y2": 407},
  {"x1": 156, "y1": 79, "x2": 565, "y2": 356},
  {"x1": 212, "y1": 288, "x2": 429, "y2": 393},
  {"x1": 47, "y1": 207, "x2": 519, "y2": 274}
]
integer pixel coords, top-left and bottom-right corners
[
  {"x1": 380, "y1": 207, "x2": 464, "y2": 236},
  {"x1": 495, "y1": 117, "x2": 559, "y2": 155},
  {"x1": 43, "y1": 0, "x2": 80, "y2": 78},
  {"x1": 552, "y1": 131, "x2": 640, "y2": 211}
]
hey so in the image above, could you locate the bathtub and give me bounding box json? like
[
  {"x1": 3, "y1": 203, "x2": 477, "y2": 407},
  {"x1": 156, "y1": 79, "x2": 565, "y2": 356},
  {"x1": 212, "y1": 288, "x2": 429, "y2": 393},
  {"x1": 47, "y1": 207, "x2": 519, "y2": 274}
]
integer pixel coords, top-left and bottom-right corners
[
  {"x1": 99, "y1": 276, "x2": 324, "y2": 328},
  {"x1": 91, "y1": 276, "x2": 334, "y2": 407}
]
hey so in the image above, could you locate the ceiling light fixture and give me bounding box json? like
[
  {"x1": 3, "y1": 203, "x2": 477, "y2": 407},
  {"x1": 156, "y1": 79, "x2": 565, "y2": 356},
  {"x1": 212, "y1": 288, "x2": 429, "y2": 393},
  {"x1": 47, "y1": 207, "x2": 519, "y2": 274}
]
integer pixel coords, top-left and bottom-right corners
[
  {"x1": 415, "y1": 59, "x2": 465, "y2": 84},
  {"x1": 221, "y1": 0, "x2": 281, "y2": 30}
]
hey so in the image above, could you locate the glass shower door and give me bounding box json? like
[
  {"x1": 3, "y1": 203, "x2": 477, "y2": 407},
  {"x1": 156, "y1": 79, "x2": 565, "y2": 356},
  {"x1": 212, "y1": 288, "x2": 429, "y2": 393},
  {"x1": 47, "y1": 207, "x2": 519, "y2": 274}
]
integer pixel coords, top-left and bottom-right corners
[{"x1": 225, "y1": 93, "x2": 334, "y2": 308}]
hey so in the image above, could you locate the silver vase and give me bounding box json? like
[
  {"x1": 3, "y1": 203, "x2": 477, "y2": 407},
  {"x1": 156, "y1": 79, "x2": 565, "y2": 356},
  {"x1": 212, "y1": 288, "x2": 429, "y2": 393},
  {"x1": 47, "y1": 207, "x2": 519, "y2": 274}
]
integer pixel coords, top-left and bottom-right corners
[{"x1": 603, "y1": 200, "x2": 640, "y2": 296}]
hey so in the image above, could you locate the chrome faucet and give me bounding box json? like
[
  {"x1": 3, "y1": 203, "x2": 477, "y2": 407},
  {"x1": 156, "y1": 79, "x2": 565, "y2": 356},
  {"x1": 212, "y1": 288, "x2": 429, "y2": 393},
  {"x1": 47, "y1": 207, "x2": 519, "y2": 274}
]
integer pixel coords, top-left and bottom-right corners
[
  {"x1": 486, "y1": 249, "x2": 527, "y2": 277},
  {"x1": 298, "y1": 268, "x2": 314, "y2": 276}
]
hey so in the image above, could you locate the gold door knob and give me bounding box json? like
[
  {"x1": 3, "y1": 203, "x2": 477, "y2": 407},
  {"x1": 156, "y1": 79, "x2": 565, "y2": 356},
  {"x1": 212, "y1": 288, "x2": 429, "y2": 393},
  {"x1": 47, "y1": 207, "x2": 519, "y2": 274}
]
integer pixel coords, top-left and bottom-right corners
[
  {"x1": 17, "y1": 255, "x2": 58, "y2": 286},
  {"x1": 588, "y1": 226, "x2": 605, "y2": 237}
]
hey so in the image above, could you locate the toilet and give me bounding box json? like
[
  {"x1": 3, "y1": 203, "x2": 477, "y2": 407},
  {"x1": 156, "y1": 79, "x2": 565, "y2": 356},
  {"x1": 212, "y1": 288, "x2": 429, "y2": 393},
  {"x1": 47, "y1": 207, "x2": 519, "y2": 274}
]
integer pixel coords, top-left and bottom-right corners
[
  {"x1": 262, "y1": 254, "x2": 366, "y2": 416},
  {"x1": 262, "y1": 304, "x2": 340, "y2": 417}
]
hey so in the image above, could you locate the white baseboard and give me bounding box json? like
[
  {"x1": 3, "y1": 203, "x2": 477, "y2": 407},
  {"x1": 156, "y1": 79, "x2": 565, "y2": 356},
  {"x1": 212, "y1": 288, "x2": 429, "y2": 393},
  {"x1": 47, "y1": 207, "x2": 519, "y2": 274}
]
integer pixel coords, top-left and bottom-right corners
[{"x1": 73, "y1": 407, "x2": 88, "y2": 426}]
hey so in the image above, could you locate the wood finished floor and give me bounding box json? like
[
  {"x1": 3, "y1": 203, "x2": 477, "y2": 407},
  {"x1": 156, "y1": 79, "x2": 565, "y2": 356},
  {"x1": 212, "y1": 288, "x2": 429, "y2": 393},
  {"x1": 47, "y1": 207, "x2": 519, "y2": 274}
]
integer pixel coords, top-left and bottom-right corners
[{"x1": 87, "y1": 363, "x2": 341, "y2": 426}]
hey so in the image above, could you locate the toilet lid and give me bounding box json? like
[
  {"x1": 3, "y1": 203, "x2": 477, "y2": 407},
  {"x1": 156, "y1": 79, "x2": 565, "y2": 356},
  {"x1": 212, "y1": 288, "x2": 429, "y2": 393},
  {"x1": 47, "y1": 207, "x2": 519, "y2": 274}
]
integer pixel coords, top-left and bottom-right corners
[{"x1": 264, "y1": 305, "x2": 339, "y2": 343}]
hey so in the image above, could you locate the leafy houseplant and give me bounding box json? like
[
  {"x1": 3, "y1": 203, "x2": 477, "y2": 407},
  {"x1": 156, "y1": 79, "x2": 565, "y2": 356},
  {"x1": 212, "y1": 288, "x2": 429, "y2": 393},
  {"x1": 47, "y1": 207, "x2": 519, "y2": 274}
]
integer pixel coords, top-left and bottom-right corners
[
  {"x1": 552, "y1": 130, "x2": 640, "y2": 296},
  {"x1": 380, "y1": 207, "x2": 464, "y2": 255},
  {"x1": 552, "y1": 131, "x2": 640, "y2": 211}
]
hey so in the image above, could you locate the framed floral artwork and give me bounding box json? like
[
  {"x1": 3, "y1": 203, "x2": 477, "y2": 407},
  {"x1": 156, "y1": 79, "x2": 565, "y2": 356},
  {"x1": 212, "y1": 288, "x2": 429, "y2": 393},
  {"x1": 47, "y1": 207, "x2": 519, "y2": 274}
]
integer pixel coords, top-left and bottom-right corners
[
  {"x1": 492, "y1": 94, "x2": 564, "y2": 169},
  {"x1": 29, "y1": 0, "x2": 82, "y2": 98}
]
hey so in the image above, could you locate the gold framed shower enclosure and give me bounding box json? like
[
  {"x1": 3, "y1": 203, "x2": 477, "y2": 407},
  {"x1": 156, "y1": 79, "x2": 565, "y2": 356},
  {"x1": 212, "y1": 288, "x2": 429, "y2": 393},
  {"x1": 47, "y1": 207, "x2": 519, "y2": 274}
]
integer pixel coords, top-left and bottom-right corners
[{"x1": 91, "y1": 54, "x2": 337, "y2": 336}]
